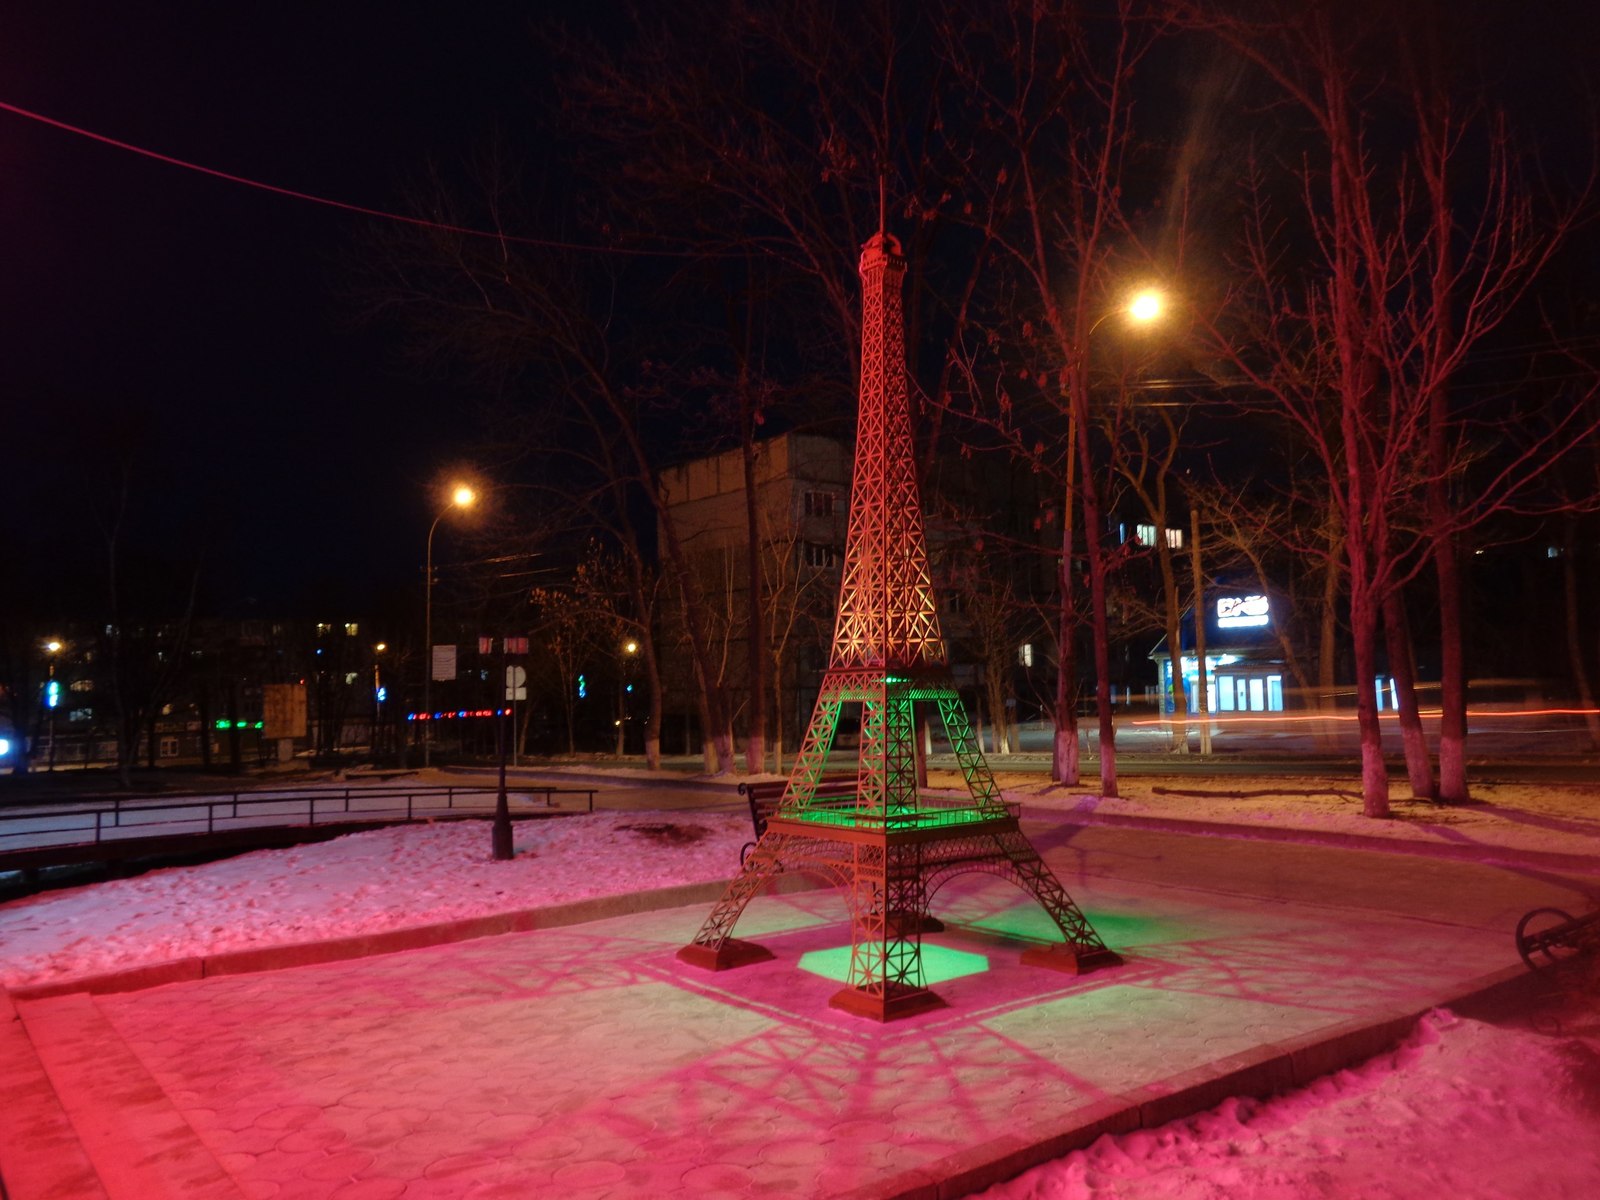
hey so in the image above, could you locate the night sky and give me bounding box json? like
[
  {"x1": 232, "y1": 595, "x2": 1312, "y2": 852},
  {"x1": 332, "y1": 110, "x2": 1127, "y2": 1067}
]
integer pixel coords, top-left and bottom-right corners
[
  {"x1": 5, "y1": 1, "x2": 1597, "y2": 625},
  {"x1": 3, "y1": 2, "x2": 581, "y2": 616}
]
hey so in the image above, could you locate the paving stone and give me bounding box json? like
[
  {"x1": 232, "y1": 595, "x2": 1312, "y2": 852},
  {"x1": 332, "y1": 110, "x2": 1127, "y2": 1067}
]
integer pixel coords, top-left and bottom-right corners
[{"x1": 9, "y1": 860, "x2": 1543, "y2": 1199}]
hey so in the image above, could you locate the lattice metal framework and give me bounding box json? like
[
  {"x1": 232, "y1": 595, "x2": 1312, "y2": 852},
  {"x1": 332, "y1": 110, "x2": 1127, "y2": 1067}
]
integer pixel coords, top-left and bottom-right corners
[{"x1": 678, "y1": 232, "x2": 1119, "y2": 1020}]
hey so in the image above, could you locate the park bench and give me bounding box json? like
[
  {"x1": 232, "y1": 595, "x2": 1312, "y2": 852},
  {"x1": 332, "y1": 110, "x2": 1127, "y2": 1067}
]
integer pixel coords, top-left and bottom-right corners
[{"x1": 737, "y1": 775, "x2": 857, "y2": 864}]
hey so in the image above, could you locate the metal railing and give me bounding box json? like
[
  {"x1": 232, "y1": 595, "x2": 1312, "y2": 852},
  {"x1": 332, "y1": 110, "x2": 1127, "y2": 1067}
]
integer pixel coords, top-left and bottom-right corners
[{"x1": 0, "y1": 783, "x2": 596, "y2": 853}]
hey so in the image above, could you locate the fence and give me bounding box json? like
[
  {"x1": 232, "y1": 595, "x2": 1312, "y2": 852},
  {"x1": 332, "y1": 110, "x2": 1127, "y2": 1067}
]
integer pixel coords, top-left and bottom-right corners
[{"x1": 0, "y1": 783, "x2": 596, "y2": 857}]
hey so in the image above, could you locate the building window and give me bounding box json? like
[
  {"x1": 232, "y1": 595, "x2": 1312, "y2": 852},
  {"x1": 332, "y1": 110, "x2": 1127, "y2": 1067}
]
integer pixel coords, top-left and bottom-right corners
[
  {"x1": 802, "y1": 542, "x2": 838, "y2": 569},
  {"x1": 1134, "y1": 523, "x2": 1184, "y2": 549},
  {"x1": 1217, "y1": 676, "x2": 1235, "y2": 711},
  {"x1": 804, "y1": 491, "x2": 837, "y2": 518},
  {"x1": 159, "y1": 736, "x2": 179, "y2": 759},
  {"x1": 1018, "y1": 643, "x2": 1035, "y2": 668},
  {"x1": 70, "y1": 679, "x2": 93, "y2": 693},
  {"x1": 69, "y1": 707, "x2": 94, "y2": 723},
  {"x1": 344, "y1": 623, "x2": 359, "y2": 637}
]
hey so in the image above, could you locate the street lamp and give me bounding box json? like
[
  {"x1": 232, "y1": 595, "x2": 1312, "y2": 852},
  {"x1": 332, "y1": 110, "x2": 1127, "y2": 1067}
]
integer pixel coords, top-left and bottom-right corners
[
  {"x1": 1056, "y1": 287, "x2": 1169, "y2": 783},
  {"x1": 424, "y1": 484, "x2": 477, "y2": 768},
  {"x1": 1126, "y1": 288, "x2": 1164, "y2": 325}
]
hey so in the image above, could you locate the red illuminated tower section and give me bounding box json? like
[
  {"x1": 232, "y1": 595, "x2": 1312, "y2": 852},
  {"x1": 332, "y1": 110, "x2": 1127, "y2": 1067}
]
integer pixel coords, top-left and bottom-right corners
[{"x1": 679, "y1": 231, "x2": 1118, "y2": 1020}]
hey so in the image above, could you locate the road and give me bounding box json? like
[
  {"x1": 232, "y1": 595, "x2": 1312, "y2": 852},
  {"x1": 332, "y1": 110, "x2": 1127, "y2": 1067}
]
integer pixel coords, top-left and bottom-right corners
[{"x1": 1026, "y1": 818, "x2": 1598, "y2": 932}]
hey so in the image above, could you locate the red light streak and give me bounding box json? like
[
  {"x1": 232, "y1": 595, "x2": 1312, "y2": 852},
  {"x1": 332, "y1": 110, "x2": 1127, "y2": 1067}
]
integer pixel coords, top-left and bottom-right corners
[{"x1": 1130, "y1": 707, "x2": 1600, "y2": 728}]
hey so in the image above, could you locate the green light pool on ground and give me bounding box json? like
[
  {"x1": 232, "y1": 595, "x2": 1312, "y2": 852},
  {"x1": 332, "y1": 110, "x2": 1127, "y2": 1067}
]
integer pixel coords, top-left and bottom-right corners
[{"x1": 797, "y1": 943, "x2": 990, "y2": 984}]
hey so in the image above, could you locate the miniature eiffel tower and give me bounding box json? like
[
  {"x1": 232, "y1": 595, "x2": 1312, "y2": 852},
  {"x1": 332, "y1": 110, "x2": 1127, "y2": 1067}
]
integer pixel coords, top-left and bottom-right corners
[{"x1": 678, "y1": 226, "x2": 1119, "y2": 1020}]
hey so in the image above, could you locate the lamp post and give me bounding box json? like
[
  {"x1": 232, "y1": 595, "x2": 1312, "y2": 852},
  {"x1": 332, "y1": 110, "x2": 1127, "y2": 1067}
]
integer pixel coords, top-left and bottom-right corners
[
  {"x1": 424, "y1": 484, "x2": 476, "y2": 768},
  {"x1": 616, "y1": 639, "x2": 638, "y2": 756},
  {"x1": 372, "y1": 643, "x2": 387, "y2": 764},
  {"x1": 1055, "y1": 287, "x2": 1166, "y2": 784},
  {"x1": 44, "y1": 640, "x2": 62, "y2": 771}
]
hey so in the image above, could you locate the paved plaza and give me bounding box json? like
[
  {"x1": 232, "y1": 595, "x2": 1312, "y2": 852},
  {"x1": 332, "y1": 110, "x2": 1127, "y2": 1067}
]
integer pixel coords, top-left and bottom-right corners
[{"x1": 5, "y1": 818, "x2": 1590, "y2": 1199}]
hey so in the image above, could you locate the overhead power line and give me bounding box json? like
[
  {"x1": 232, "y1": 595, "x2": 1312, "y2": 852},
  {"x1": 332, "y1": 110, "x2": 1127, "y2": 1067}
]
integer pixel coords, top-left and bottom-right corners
[{"x1": 0, "y1": 97, "x2": 714, "y2": 259}]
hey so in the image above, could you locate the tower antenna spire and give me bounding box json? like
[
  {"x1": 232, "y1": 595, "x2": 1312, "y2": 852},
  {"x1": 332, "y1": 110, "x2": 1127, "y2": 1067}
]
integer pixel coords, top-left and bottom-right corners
[{"x1": 878, "y1": 167, "x2": 887, "y2": 237}]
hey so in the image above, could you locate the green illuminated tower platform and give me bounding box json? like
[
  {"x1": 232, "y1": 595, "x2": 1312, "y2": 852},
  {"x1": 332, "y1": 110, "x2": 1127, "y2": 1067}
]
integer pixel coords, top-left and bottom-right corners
[{"x1": 678, "y1": 229, "x2": 1119, "y2": 1020}]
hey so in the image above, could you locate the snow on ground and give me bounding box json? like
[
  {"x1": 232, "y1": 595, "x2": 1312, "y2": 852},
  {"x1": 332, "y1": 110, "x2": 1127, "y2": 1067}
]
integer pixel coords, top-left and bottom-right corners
[
  {"x1": 1005, "y1": 774, "x2": 1600, "y2": 861},
  {"x1": 3, "y1": 778, "x2": 1600, "y2": 1197},
  {"x1": 973, "y1": 1006, "x2": 1600, "y2": 1200},
  {"x1": 0, "y1": 810, "x2": 747, "y2": 989}
]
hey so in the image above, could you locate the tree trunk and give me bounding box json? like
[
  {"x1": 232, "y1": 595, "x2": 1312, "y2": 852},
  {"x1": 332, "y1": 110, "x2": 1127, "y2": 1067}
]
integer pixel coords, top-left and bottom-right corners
[
  {"x1": 1052, "y1": 469, "x2": 1081, "y2": 786},
  {"x1": 1562, "y1": 521, "x2": 1600, "y2": 750},
  {"x1": 1433, "y1": 535, "x2": 1472, "y2": 801},
  {"x1": 643, "y1": 640, "x2": 663, "y2": 770},
  {"x1": 771, "y1": 673, "x2": 786, "y2": 776},
  {"x1": 1156, "y1": 540, "x2": 1186, "y2": 752},
  {"x1": 741, "y1": 408, "x2": 767, "y2": 774},
  {"x1": 1076, "y1": 413, "x2": 1118, "y2": 798},
  {"x1": 1317, "y1": 553, "x2": 1342, "y2": 752},
  {"x1": 984, "y1": 666, "x2": 1011, "y2": 755},
  {"x1": 1382, "y1": 587, "x2": 1435, "y2": 800},
  {"x1": 1351, "y1": 590, "x2": 1391, "y2": 817}
]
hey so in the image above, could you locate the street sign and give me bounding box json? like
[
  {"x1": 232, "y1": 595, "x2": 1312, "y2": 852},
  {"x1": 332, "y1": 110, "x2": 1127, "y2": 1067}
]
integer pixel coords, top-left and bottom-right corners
[
  {"x1": 431, "y1": 645, "x2": 457, "y2": 682},
  {"x1": 505, "y1": 665, "x2": 527, "y2": 701},
  {"x1": 262, "y1": 684, "x2": 308, "y2": 739}
]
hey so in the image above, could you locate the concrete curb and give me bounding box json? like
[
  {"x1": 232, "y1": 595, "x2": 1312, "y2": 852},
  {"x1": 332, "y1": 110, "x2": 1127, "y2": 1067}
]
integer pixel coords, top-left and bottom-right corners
[
  {"x1": 848, "y1": 962, "x2": 1551, "y2": 1200},
  {"x1": 0, "y1": 990, "x2": 112, "y2": 1200},
  {"x1": 5, "y1": 872, "x2": 828, "y2": 1002},
  {"x1": 1034, "y1": 807, "x2": 1600, "y2": 878}
]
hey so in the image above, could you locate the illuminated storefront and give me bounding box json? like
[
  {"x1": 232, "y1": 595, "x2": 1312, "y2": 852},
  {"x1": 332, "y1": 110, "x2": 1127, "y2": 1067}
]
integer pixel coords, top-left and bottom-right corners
[{"x1": 1149, "y1": 592, "x2": 1287, "y2": 714}]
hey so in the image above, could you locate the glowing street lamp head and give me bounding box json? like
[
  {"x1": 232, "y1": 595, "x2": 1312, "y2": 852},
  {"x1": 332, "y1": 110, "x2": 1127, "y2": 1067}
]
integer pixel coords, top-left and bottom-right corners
[
  {"x1": 45, "y1": 640, "x2": 62, "y2": 654},
  {"x1": 1127, "y1": 288, "x2": 1164, "y2": 324},
  {"x1": 451, "y1": 484, "x2": 476, "y2": 509},
  {"x1": 623, "y1": 640, "x2": 639, "y2": 655}
]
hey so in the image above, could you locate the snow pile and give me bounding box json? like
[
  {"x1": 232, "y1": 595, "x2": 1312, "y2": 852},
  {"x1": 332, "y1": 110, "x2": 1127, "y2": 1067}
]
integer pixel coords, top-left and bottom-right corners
[
  {"x1": 0, "y1": 811, "x2": 747, "y2": 988},
  {"x1": 976, "y1": 1008, "x2": 1600, "y2": 1199}
]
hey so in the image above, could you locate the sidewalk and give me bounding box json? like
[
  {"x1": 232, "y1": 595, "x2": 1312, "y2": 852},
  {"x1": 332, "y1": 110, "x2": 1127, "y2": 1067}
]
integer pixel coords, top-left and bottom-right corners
[{"x1": 5, "y1": 791, "x2": 1595, "y2": 1199}]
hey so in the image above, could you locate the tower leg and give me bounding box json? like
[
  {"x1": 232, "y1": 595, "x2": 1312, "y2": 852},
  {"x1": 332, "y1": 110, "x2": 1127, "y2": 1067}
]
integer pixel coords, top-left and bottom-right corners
[
  {"x1": 987, "y1": 827, "x2": 1122, "y2": 972},
  {"x1": 829, "y1": 843, "x2": 945, "y2": 1021},
  {"x1": 677, "y1": 834, "x2": 791, "y2": 970}
]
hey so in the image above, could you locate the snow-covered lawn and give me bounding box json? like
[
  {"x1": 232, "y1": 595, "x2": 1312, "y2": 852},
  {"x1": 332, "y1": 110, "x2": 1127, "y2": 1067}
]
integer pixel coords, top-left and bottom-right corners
[
  {"x1": 0, "y1": 810, "x2": 746, "y2": 989},
  {"x1": 1004, "y1": 774, "x2": 1600, "y2": 861}
]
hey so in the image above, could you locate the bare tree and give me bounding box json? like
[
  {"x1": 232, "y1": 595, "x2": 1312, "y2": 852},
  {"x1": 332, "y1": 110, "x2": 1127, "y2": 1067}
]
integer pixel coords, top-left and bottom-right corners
[
  {"x1": 1177, "y1": 0, "x2": 1592, "y2": 814},
  {"x1": 935, "y1": 0, "x2": 1171, "y2": 795}
]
